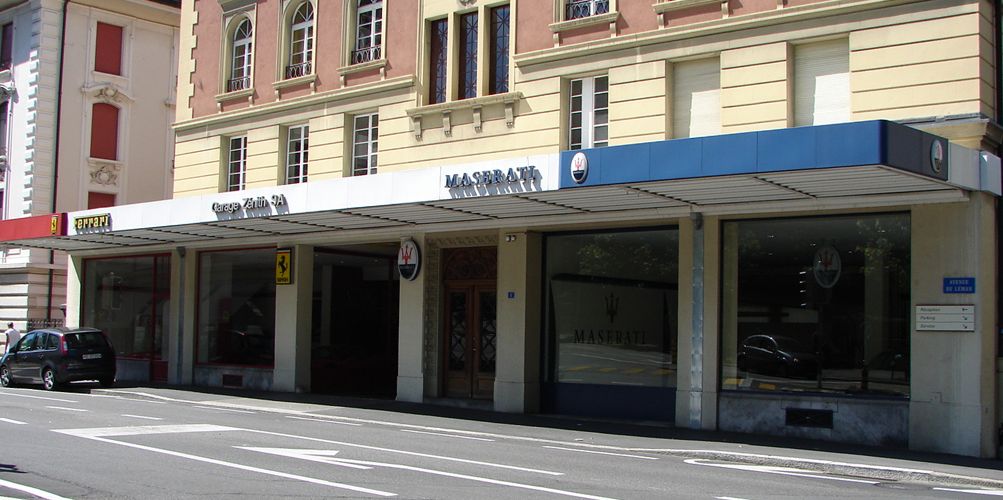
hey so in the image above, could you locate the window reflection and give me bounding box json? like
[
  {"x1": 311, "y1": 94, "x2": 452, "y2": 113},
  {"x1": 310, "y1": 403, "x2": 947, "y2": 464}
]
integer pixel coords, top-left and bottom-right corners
[
  {"x1": 720, "y1": 214, "x2": 910, "y2": 397},
  {"x1": 197, "y1": 249, "x2": 276, "y2": 366},
  {"x1": 83, "y1": 255, "x2": 170, "y2": 360}
]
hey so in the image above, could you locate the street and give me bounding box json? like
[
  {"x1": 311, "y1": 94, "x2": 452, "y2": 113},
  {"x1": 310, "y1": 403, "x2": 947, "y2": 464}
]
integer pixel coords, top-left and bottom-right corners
[{"x1": 1, "y1": 385, "x2": 1002, "y2": 499}]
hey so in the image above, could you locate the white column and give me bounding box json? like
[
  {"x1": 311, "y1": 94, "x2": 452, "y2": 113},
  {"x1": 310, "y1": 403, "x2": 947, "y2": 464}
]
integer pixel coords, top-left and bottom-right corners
[
  {"x1": 65, "y1": 254, "x2": 82, "y2": 327},
  {"x1": 495, "y1": 231, "x2": 541, "y2": 413},
  {"x1": 397, "y1": 234, "x2": 426, "y2": 403},
  {"x1": 272, "y1": 245, "x2": 313, "y2": 393}
]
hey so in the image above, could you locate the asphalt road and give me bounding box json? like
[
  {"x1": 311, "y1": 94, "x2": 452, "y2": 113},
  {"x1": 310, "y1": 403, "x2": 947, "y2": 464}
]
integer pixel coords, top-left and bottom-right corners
[{"x1": 1, "y1": 384, "x2": 1002, "y2": 499}]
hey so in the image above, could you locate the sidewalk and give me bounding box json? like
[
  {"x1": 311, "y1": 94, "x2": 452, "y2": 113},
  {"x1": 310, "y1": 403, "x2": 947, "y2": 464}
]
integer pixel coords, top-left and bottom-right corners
[{"x1": 96, "y1": 383, "x2": 1003, "y2": 488}]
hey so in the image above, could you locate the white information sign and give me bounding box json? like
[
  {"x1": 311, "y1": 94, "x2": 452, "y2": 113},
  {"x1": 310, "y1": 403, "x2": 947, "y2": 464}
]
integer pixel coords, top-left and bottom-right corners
[{"x1": 915, "y1": 305, "x2": 975, "y2": 332}]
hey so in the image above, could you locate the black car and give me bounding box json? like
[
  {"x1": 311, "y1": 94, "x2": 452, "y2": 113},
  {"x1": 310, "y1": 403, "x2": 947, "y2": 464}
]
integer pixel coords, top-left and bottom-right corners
[
  {"x1": 0, "y1": 327, "x2": 116, "y2": 390},
  {"x1": 737, "y1": 334, "x2": 818, "y2": 378}
]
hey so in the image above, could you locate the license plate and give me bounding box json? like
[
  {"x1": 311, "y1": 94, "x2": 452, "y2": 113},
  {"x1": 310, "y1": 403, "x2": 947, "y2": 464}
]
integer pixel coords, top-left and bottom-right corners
[{"x1": 82, "y1": 353, "x2": 102, "y2": 360}]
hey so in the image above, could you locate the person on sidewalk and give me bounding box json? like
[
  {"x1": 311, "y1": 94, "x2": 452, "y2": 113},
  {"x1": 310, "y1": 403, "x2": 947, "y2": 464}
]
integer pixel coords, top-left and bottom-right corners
[{"x1": 4, "y1": 322, "x2": 20, "y2": 354}]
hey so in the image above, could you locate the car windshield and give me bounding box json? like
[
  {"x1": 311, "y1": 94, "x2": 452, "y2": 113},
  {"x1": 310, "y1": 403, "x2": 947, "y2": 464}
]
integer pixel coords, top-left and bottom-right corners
[{"x1": 65, "y1": 332, "x2": 107, "y2": 349}]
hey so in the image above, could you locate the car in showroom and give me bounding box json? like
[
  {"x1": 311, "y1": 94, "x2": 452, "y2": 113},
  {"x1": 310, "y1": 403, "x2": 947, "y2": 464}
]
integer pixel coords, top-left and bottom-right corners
[
  {"x1": 737, "y1": 333, "x2": 819, "y2": 379},
  {"x1": 0, "y1": 327, "x2": 116, "y2": 390}
]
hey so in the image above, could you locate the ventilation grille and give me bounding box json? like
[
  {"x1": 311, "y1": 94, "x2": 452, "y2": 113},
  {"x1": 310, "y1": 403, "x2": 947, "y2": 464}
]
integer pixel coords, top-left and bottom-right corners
[
  {"x1": 785, "y1": 408, "x2": 833, "y2": 429},
  {"x1": 221, "y1": 374, "x2": 243, "y2": 388}
]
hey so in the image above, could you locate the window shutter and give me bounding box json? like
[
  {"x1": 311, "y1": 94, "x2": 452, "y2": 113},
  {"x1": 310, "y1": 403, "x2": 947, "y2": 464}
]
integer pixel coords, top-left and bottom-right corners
[
  {"x1": 794, "y1": 39, "x2": 850, "y2": 127},
  {"x1": 672, "y1": 58, "x2": 720, "y2": 139},
  {"x1": 95, "y1": 22, "x2": 123, "y2": 75}
]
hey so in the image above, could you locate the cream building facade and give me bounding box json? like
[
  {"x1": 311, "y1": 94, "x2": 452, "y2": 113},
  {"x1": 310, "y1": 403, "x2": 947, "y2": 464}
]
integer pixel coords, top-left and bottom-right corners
[{"x1": 2, "y1": 0, "x2": 1002, "y2": 458}]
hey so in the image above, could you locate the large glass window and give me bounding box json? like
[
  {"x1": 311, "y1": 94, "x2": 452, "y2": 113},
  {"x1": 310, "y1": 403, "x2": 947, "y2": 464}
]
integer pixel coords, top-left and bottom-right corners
[
  {"x1": 82, "y1": 255, "x2": 171, "y2": 360},
  {"x1": 545, "y1": 228, "x2": 679, "y2": 388},
  {"x1": 197, "y1": 249, "x2": 275, "y2": 366},
  {"x1": 720, "y1": 213, "x2": 911, "y2": 397}
]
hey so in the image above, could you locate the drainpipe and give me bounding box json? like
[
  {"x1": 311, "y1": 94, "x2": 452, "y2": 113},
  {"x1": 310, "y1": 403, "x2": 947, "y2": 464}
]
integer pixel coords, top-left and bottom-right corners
[{"x1": 46, "y1": 0, "x2": 70, "y2": 323}]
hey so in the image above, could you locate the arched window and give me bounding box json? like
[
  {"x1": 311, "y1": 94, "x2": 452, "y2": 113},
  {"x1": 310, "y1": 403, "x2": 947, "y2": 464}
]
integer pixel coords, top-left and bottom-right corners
[
  {"x1": 90, "y1": 103, "x2": 119, "y2": 160},
  {"x1": 286, "y1": 2, "x2": 314, "y2": 79},
  {"x1": 228, "y1": 18, "x2": 253, "y2": 92},
  {"x1": 353, "y1": 0, "x2": 382, "y2": 64}
]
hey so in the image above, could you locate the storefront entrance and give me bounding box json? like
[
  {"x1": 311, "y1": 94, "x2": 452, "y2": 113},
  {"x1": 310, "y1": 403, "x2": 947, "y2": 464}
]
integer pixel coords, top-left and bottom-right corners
[
  {"x1": 311, "y1": 246, "x2": 399, "y2": 397},
  {"x1": 441, "y1": 247, "x2": 497, "y2": 400}
]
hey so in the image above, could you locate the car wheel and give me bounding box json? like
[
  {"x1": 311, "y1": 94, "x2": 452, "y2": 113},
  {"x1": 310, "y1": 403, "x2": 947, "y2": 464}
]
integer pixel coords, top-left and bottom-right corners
[
  {"x1": 0, "y1": 365, "x2": 12, "y2": 387},
  {"x1": 42, "y1": 367, "x2": 57, "y2": 391},
  {"x1": 99, "y1": 377, "x2": 114, "y2": 388}
]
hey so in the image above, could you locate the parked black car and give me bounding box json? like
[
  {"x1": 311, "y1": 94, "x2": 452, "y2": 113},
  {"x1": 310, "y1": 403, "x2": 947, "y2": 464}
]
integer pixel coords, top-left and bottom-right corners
[{"x1": 0, "y1": 327, "x2": 116, "y2": 390}]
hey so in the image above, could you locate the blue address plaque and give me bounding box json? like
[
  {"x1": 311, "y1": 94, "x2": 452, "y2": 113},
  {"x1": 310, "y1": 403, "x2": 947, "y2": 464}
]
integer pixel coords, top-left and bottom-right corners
[{"x1": 943, "y1": 277, "x2": 976, "y2": 294}]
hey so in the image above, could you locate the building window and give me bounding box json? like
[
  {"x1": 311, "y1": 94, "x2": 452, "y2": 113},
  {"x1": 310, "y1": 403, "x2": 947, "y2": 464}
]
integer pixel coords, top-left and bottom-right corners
[
  {"x1": 458, "y1": 12, "x2": 478, "y2": 100},
  {"x1": 565, "y1": 0, "x2": 609, "y2": 20},
  {"x1": 672, "y1": 58, "x2": 720, "y2": 139},
  {"x1": 489, "y1": 6, "x2": 510, "y2": 95},
  {"x1": 88, "y1": 192, "x2": 116, "y2": 209},
  {"x1": 286, "y1": 125, "x2": 309, "y2": 184},
  {"x1": 353, "y1": 0, "x2": 383, "y2": 64},
  {"x1": 196, "y1": 249, "x2": 275, "y2": 367},
  {"x1": 720, "y1": 213, "x2": 911, "y2": 397},
  {"x1": 352, "y1": 113, "x2": 378, "y2": 176},
  {"x1": 0, "y1": 100, "x2": 8, "y2": 157},
  {"x1": 95, "y1": 22, "x2": 124, "y2": 75},
  {"x1": 0, "y1": 23, "x2": 12, "y2": 71},
  {"x1": 228, "y1": 18, "x2": 253, "y2": 92},
  {"x1": 569, "y1": 75, "x2": 608, "y2": 150},
  {"x1": 227, "y1": 136, "x2": 247, "y2": 191},
  {"x1": 429, "y1": 18, "x2": 448, "y2": 105},
  {"x1": 794, "y1": 39, "x2": 850, "y2": 126},
  {"x1": 82, "y1": 255, "x2": 171, "y2": 361},
  {"x1": 90, "y1": 103, "x2": 119, "y2": 160},
  {"x1": 285, "y1": 2, "x2": 314, "y2": 79}
]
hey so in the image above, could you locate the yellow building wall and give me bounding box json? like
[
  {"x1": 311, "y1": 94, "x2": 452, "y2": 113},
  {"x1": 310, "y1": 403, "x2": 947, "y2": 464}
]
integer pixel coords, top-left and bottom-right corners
[{"x1": 173, "y1": 0, "x2": 995, "y2": 196}]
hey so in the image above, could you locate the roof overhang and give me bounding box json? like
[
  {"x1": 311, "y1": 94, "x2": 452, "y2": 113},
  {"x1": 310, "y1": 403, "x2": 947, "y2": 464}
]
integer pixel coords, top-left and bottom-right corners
[{"x1": 3, "y1": 121, "x2": 999, "y2": 254}]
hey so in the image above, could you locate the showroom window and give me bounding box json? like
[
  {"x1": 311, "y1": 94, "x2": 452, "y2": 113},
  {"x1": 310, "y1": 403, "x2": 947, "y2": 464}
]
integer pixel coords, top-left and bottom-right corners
[
  {"x1": 82, "y1": 255, "x2": 171, "y2": 360},
  {"x1": 196, "y1": 248, "x2": 276, "y2": 366},
  {"x1": 720, "y1": 213, "x2": 911, "y2": 397},
  {"x1": 544, "y1": 228, "x2": 679, "y2": 388}
]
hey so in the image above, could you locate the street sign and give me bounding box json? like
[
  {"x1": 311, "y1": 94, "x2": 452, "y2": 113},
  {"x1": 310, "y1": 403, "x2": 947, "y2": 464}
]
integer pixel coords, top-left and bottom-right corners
[
  {"x1": 915, "y1": 305, "x2": 975, "y2": 331},
  {"x1": 943, "y1": 277, "x2": 975, "y2": 294}
]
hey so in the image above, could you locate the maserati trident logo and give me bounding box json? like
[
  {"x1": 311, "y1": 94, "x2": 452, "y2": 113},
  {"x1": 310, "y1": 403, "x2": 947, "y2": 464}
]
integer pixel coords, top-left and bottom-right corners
[
  {"x1": 605, "y1": 292, "x2": 619, "y2": 323},
  {"x1": 397, "y1": 239, "x2": 421, "y2": 281},
  {"x1": 571, "y1": 152, "x2": 589, "y2": 184}
]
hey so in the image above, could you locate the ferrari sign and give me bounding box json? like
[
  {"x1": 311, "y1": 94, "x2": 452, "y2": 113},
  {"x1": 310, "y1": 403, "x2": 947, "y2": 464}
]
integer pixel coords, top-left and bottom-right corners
[{"x1": 275, "y1": 248, "x2": 293, "y2": 285}]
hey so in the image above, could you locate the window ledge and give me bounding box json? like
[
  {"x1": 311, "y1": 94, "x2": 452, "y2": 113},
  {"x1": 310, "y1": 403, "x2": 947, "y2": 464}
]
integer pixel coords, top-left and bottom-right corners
[
  {"x1": 405, "y1": 92, "x2": 523, "y2": 139},
  {"x1": 214, "y1": 87, "x2": 254, "y2": 108},
  {"x1": 338, "y1": 58, "x2": 388, "y2": 77},
  {"x1": 654, "y1": 0, "x2": 725, "y2": 15},
  {"x1": 548, "y1": 11, "x2": 619, "y2": 33},
  {"x1": 273, "y1": 73, "x2": 317, "y2": 93}
]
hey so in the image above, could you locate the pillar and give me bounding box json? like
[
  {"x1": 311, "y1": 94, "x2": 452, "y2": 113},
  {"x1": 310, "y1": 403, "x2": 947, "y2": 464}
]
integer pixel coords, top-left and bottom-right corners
[
  {"x1": 495, "y1": 230, "x2": 542, "y2": 413},
  {"x1": 272, "y1": 244, "x2": 313, "y2": 392},
  {"x1": 397, "y1": 234, "x2": 427, "y2": 403}
]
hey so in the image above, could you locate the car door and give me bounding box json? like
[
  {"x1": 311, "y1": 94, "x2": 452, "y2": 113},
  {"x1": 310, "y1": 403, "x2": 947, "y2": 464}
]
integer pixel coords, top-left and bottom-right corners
[{"x1": 9, "y1": 332, "x2": 38, "y2": 381}]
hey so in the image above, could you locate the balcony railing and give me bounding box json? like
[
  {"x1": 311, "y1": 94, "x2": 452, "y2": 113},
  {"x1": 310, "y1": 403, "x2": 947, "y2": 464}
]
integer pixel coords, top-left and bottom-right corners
[
  {"x1": 227, "y1": 76, "x2": 251, "y2": 93},
  {"x1": 565, "y1": 0, "x2": 609, "y2": 20},
  {"x1": 352, "y1": 45, "x2": 382, "y2": 65},
  {"x1": 285, "y1": 61, "x2": 312, "y2": 80}
]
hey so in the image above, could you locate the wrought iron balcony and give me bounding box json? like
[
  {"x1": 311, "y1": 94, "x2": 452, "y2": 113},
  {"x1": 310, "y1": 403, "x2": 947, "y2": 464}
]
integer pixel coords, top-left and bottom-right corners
[
  {"x1": 285, "y1": 61, "x2": 312, "y2": 80},
  {"x1": 352, "y1": 45, "x2": 382, "y2": 65},
  {"x1": 565, "y1": 0, "x2": 609, "y2": 20},
  {"x1": 226, "y1": 76, "x2": 250, "y2": 93}
]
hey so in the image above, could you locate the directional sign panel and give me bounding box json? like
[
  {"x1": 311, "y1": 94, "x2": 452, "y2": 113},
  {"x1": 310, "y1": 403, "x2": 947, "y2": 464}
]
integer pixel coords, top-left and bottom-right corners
[{"x1": 915, "y1": 305, "x2": 975, "y2": 332}]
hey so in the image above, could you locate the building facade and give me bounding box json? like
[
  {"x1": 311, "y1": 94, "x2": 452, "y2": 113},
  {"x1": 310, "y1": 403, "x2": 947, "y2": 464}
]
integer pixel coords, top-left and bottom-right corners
[
  {"x1": 0, "y1": 0, "x2": 179, "y2": 330},
  {"x1": 3, "y1": 0, "x2": 1002, "y2": 458}
]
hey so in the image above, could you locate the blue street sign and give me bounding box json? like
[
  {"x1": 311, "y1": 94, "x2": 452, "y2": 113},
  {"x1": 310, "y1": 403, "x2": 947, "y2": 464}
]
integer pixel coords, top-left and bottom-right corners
[{"x1": 943, "y1": 277, "x2": 976, "y2": 294}]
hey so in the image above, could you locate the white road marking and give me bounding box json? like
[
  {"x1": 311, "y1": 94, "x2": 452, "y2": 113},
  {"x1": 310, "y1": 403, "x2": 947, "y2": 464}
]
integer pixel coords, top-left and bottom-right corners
[
  {"x1": 0, "y1": 418, "x2": 26, "y2": 425},
  {"x1": 715, "y1": 497, "x2": 750, "y2": 500},
  {"x1": 54, "y1": 424, "x2": 237, "y2": 438},
  {"x1": 54, "y1": 427, "x2": 395, "y2": 497},
  {"x1": 194, "y1": 405, "x2": 255, "y2": 414},
  {"x1": 329, "y1": 457, "x2": 615, "y2": 500},
  {"x1": 45, "y1": 406, "x2": 88, "y2": 412},
  {"x1": 240, "y1": 447, "x2": 613, "y2": 500},
  {"x1": 121, "y1": 414, "x2": 164, "y2": 421},
  {"x1": 685, "y1": 459, "x2": 879, "y2": 485},
  {"x1": 0, "y1": 477, "x2": 72, "y2": 500},
  {"x1": 236, "y1": 447, "x2": 372, "y2": 470},
  {"x1": 0, "y1": 392, "x2": 77, "y2": 403},
  {"x1": 286, "y1": 415, "x2": 362, "y2": 426},
  {"x1": 934, "y1": 488, "x2": 1003, "y2": 496},
  {"x1": 401, "y1": 429, "x2": 495, "y2": 442},
  {"x1": 543, "y1": 446, "x2": 657, "y2": 460},
  {"x1": 243, "y1": 428, "x2": 564, "y2": 476}
]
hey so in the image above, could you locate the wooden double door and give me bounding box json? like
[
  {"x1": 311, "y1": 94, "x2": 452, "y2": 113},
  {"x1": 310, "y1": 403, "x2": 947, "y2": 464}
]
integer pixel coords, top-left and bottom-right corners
[{"x1": 441, "y1": 247, "x2": 497, "y2": 400}]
